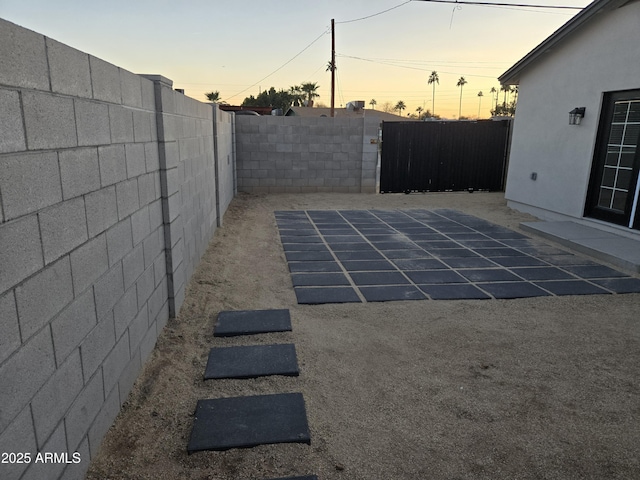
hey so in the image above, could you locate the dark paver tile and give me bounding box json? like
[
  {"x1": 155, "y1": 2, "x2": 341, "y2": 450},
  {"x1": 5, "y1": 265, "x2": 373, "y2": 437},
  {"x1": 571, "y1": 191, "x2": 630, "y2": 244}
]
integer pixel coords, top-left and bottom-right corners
[
  {"x1": 472, "y1": 247, "x2": 525, "y2": 257},
  {"x1": 458, "y1": 268, "x2": 521, "y2": 282},
  {"x1": 478, "y1": 282, "x2": 551, "y2": 299},
  {"x1": 359, "y1": 285, "x2": 426, "y2": 302},
  {"x1": 381, "y1": 249, "x2": 430, "y2": 259},
  {"x1": 392, "y1": 258, "x2": 448, "y2": 270},
  {"x1": 204, "y1": 344, "x2": 299, "y2": 380},
  {"x1": 214, "y1": 309, "x2": 291, "y2": 337},
  {"x1": 563, "y1": 265, "x2": 629, "y2": 279},
  {"x1": 289, "y1": 261, "x2": 342, "y2": 273},
  {"x1": 349, "y1": 271, "x2": 409, "y2": 286},
  {"x1": 341, "y1": 260, "x2": 397, "y2": 271},
  {"x1": 414, "y1": 240, "x2": 461, "y2": 249},
  {"x1": 591, "y1": 277, "x2": 640, "y2": 293},
  {"x1": 291, "y1": 273, "x2": 351, "y2": 287},
  {"x1": 456, "y1": 239, "x2": 506, "y2": 248},
  {"x1": 282, "y1": 243, "x2": 329, "y2": 252},
  {"x1": 406, "y1": 270, "x2": 468, "y2": 284},
  {"x1": 429, "y1": 248, "x2": 480, "y2": 259},
  {"x1": 328, "y1": 243, "x2": 376, "y2": 252},
  {"x1": 294, "y1": 287, "x2": 361, "y2": 304},
  {"x1": 491, "y1": 256, "x2": 548, "y2": 267},
  {"x1": 334, "y1": 250, "x2": 385, "y2": 261},
  {"x1": 324, "y1": 235, "x2": 367, "y2": 244},
  {"x1": 279, "y1": 236, "x2": 322, "y2": 244},
  {"x1": 285, "y1": 251, "x2": 334, "y2": 262},
  {"x1": 187, "y1": 393, "x2": 311, "y2": 452},
  {"x1": 510, "y1": 267, "x2": 575, "y2": 281},
  {"x1": 278, "y1": 229, "x2": 319, "y2": 237},
  {"x1": 441, "y1": 257, "x2": 498, "y2": 268},
  {"x1": 418, "y1": 284, "x2": 491, "y2": 300},
  {"x1": 371, "y1": 241, "x2": 417, "y2": 250},
  {"x1": 534, "y1": 280, "x2": 611, "y2": 296}
]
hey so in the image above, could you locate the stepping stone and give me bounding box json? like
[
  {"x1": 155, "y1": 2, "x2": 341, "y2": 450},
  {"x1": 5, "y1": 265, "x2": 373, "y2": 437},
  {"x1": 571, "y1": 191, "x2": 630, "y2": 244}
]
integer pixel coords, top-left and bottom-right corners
[
  {"x1": 478, "y1": 282, "x2": 551, "y2": 299},
  {"x1": 458, "y1": 268, "x2": 521, "y2": 282},
  {"x1": 214, "y1": 309, "x2": 291, "y2": 337},
  {"x1": 419, "y1": 284, "x2": 491, "y2": 300},
  {"x1": 294, "y1": 287, "x2": 361, "y2": 304},
  {"x1": 349, "y1": 271, "x2": 409, "y2": 286},
  {"x1": 359, "y1": 285, "x2": 426, "y2": 302},
  {"x1": 591, "y1": 277, "x2": 640, "y2": 293},
  {"x1": 533, "y1": 280, "x2": 611, "y2": 296},
  {"x1": 510, "y1": 266, "x2": 575, "y2": 281},
  {"x1": 204, "y1": 344, "x2": 299, "y2": 380},
  {"x1": 187, "y1": 393, "x2": 311, "y2": 453},
  {"x1": 291, "y1": 272, "x2": 350, "y2": 287},
  {"x1": 563, "y1": 265, "x2": 628, "y2": 279}
]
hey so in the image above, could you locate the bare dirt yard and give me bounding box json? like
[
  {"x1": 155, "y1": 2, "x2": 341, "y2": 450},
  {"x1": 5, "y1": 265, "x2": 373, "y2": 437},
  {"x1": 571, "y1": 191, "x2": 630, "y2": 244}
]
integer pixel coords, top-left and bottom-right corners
[{"x1": 87, "y1": 192, "x2": 640, "y2": 480}]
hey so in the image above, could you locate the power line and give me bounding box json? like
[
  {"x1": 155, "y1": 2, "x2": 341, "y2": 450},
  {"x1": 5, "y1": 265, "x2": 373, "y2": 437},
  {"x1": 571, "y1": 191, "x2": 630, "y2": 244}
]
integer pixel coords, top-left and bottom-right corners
[
  {"x1": 336, "y1": 0, "x2": 413, "y2": 24},
  {"x1": 412, "y1": 0, "x2": 584, "y2": 10},
  {"x1": 223, "y1": 29, "x2": 329, "y2": 103},
  {"x1": 337, "y1": 53, "x2": 499, "y2": 79}
]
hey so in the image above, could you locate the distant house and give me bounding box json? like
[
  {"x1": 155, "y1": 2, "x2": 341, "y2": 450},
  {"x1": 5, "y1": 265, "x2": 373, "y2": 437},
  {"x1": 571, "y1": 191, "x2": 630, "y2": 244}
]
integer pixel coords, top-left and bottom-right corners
[
  {"x1": 285, "y1": 105, "x2": 411, "y2": 122},
  {"x1": 500, "y1": 0, "x2": 640, "y2": 235}
]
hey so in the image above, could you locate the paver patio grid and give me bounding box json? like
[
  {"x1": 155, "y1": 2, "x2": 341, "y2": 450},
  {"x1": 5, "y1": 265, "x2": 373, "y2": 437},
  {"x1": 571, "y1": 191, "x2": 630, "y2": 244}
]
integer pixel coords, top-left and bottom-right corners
[{"x1": 275, "y1": 209, "x2": 640, "y2": 304}]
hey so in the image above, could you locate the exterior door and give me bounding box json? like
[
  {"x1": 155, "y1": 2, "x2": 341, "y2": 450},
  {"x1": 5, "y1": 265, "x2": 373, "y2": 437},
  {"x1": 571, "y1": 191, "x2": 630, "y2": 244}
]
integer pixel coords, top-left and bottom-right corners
[{"x1": 586, "y1": 90, "x2": 640, "y2": 230}]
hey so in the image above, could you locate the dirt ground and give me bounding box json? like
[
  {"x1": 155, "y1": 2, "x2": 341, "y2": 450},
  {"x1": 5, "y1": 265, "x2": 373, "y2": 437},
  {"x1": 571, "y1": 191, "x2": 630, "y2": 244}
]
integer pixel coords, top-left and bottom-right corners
[{"x1": 86, "y1": 192, "x2": 640, "y2": 480}]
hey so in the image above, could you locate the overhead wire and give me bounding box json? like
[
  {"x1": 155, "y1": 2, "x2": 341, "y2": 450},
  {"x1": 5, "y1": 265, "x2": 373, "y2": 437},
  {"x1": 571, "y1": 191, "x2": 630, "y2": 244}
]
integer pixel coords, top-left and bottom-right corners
[{"x1": 223, "y1": 28, "x2": 329, "y2": 103}]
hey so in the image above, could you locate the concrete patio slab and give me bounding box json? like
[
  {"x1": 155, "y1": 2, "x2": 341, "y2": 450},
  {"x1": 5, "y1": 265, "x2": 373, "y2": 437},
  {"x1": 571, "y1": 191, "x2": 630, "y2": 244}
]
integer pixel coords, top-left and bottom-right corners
[{"x1": 521, "y1": 221, "x2": 640, "y2": 273}]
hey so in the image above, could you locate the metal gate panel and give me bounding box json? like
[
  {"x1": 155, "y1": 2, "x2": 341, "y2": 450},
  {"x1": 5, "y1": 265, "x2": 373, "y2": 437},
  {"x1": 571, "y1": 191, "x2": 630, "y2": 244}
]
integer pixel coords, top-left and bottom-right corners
[{"x1": 380, "y1": 120, "x2": 510, "y2": 193}]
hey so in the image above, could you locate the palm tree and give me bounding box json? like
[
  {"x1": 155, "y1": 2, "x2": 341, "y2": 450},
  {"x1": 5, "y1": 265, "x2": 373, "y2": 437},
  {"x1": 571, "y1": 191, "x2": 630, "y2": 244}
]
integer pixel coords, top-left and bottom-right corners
[
  {"x1": 456, "y1": 76, "x2": 467, "y2": 119},
  {"x1": 300, "y1": 82, "x2": 320, "y2": 107},
  {"x1": 490, "y1": 87, "x2": 497, "y2": 112},
  {"x1": 500, "y1": 84, "x2": 510, "y2": 108},
  {"x1": 394, "y1": 100, "x2": 406, "y2": 117},
  {"x1": 369, "y1": 99, "x2": 377, "y2": 109},
  {"x1": 205, "y1": 91, "x2": 221, "y2": 102},
  {"x1": 477, "y1": 91, "x2": 483, "y2": 119},
  {"x1": 416, "y1": 106, "x2": 423, "y2": 120},
  {"x1": 289, "y1": 85, "x2": 305, "y2": 106},
  {"x1": 427, "y1": 71, "x2": 439, "y2": 116}
]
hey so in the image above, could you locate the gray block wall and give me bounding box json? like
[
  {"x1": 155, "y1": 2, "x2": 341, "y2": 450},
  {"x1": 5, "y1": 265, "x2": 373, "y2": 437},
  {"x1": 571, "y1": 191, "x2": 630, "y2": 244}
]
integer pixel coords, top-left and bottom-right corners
[
  {"x1": 0, "y1": 18, "x2": 233, "y2": 480},
  {"x1": 235, "y1": 116, "x2": 380, "y2": 193}
]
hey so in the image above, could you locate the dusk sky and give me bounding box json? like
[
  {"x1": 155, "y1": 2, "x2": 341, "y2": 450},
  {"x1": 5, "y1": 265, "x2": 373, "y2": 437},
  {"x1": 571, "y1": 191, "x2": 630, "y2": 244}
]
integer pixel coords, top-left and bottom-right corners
[{"x1": 1, "y1": 0, "x2": 590, "y2": 118}]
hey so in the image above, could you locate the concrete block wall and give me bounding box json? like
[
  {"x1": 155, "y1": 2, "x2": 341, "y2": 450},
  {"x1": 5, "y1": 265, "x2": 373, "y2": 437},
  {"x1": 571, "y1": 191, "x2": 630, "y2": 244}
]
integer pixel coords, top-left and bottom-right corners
[
  {"x1": 235, "y1": 115, "x2": 379, "y2": 193},
  {"x1": 0, "y1": 19, "x2": 232, "y2": 480}
]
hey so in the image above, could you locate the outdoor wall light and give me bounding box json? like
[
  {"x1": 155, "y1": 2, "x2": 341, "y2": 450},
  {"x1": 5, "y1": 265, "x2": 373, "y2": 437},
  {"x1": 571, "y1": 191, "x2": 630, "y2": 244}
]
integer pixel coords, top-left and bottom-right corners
[{"x1": 569, "y1": 107, "x2": 586, "y2": 125}]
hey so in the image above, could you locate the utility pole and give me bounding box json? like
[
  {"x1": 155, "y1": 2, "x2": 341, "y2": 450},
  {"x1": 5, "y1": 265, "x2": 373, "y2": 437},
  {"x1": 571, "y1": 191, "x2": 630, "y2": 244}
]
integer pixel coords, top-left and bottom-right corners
[{"x1": 331, "y1": 18, "x2": 335, "y2": 118}]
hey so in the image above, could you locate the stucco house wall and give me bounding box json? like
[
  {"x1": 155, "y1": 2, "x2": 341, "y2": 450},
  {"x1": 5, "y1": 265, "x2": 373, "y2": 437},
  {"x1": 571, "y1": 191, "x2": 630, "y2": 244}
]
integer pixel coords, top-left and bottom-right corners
[{"x1": 503, "y1": 0, "x2": 640, "y2": 231}]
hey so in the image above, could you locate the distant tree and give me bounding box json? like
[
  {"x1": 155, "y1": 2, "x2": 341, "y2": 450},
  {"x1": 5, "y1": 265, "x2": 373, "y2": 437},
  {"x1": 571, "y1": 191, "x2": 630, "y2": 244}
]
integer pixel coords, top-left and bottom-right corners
[
  {"x1": 205, "y1": 91, "x2": 221, "y2": 102},
  {"x1": 242, "y1": 87, "x2": 296, "y2": 113},
  {"x1": 326, "y1": 60, "x2": 337, "y2": 72},
  {"x1": 381, "y1": 101, "x2": 394, "y2": 113},
  {"x1": 477, "y1": 91, "x2": 483, "y2": 119},
  {"x1": 427, "y1": 71, "x2": 439, "y2": 116},
  {"x1": 490, "y1": 86, "x2": 498, "y2": 111},
  {"x1": 394, "y1": 100, "x2": 406, "y2": 116},
  {"x1": 369, "y1": 99, "x2": 377, "y2": 109},
  {"x1": 300, "y1": 82, "x2": 320, "y2": 106},
  {"x1": 416, "y1": 106, "x2": 423, "y2": 119},
  {"x1": 456, "y1": 76, "x2": 468, "y2": 119},
  {"x1": 289, "y1": 85, "x2": 305, "y2": 106}
]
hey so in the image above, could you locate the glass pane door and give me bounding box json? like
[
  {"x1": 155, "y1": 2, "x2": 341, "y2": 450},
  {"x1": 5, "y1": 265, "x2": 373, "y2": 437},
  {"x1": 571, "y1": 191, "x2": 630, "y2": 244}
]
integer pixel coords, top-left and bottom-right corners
[{"x1": 587, "y1": 91, "x2": 640, "y2": 230}]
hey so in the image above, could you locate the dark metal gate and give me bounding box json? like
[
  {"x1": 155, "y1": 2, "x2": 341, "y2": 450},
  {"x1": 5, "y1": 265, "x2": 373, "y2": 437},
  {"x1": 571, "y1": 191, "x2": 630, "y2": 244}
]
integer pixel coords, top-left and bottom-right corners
[{"x1": 380, "y1": 120, "x2": 511, "y2": 193}]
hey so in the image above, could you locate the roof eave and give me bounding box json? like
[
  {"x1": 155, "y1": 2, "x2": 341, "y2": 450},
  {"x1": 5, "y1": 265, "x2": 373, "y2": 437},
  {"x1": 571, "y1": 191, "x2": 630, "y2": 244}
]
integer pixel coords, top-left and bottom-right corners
[{"x1": 498, "y1": 0, "x2": 631, "y2": 85}]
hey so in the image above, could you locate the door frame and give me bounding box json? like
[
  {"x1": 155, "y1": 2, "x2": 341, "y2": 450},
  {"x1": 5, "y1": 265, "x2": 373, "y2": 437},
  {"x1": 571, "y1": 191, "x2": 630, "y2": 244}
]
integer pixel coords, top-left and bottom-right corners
[{"x1": 585, "y1": 89, "x2": 640, "y2": 230}]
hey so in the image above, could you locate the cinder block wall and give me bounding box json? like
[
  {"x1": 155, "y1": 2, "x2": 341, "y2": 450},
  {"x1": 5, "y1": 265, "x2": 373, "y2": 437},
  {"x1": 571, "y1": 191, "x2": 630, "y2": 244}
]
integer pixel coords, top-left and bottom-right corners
[
  {"x1": 0, "y1": 19, "x2": 232, "y2": 480},
  {"x1": 235, "y1": 116, "x2": 379, "y2": 193}
]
